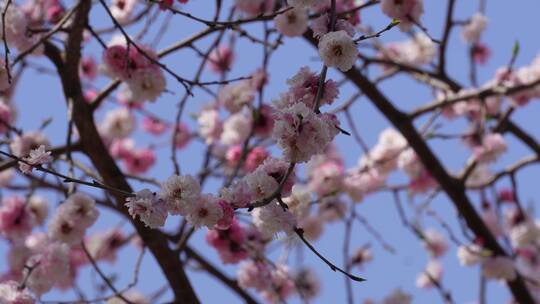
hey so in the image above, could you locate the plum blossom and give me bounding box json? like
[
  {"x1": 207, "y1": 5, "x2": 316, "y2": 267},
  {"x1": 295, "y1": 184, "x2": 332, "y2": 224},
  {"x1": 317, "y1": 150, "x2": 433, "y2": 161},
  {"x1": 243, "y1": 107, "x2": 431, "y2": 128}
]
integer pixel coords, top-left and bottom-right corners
[
  {"x1": 186, "y1": 195, "x2": 224, "y2": 229},
  {"x1": 311, "y1": 13, "x2": 355, "y2": 39},
  {"x1": 422, "y1": 229, "x2": 449, "y2": 258},
  {"x1": 18, "y1": 145, "x2": 53, "y2": 174},
  {"x1": 26, "y1": 195, "x2": 49, "y2": 226},
  {"x1": 510, "y1": 220, "x2": 540, "y2": 248},
  {"x1": 219, "y1": 81, "x2": 254, "y2": 113},
  {"x1": 382, "y1": 289, "x2": 412, "y2": 304},
  {"x1": 206, "y1": 219, "x2": 249, "y2": 263},
  {"x1": 343, "y1": 168, "x2": 386, "y2": 202},
  {"x1": 482, "y1": 256, "x2": 517, "y2": 281},
  {"x1": 0, "y1": 61, "x2": 11, "y2": 92},
  {"x1": 174, "y1": 123, "x2": 192, "y2": 149},
  {"x1": 208, "y1": 45, "x2": 235, "y2": 74},
  {"x1": 252, "y1": 202, "x2": 297, "y2": 237},
  {"x1": 141, "y1": 116, "x2": 168, "y2": 135},
  {"x1": 25, "y1": 242, "x2": 71, "y2": 296},
  {"x1": 160, "y1": 174, "x2": 201, "y2": 215},
  {"x1": 289, "y1": 0, "x2": 324, "y2": 9},
  {"x1": 0, "y1": 280, "x2": 35, "y2": 303},
  {"x1": 274, "y1": 7, "x2": 309, "y2": 37},
  {"x1": 457, "y1": 244, "x2": 488, "y2": 266},
  {"x1": 461, "y1": 13, "x2": 487, "y2": 44},
  {"x1": 294, "y1": 268, "x2": 320, "y2": 300},
  {"x1": 234, "y1": 0, "x2": 274, "y2": 16},
  {"x1": 10, "y1": 132, "x2": 50, "y2": 158},
  {"x1": 85, "y1": 228, "x2": 126, "y2": 262},
  {"x1": 110, "y1": 0, "x2": 139, "y2": 24},
  {"x1": 471, "y1": 133, "x2": 507, "y2": 163},
  {"x1": 380, "y1": 0, "x2": 424, "y2": 31},
  {"x1": 0, "y1": 2, "x2": 42, "y2": 53},
  {"x1": 238, "y1": 261, "x2": 272, "y2": 291},
  {"x1": 125, "y1": 189, "x2": 168, "y2": 228},
  {"x1": 100, "y1": 108, "x2": 135, "y2": 140},
  {"x1": 197, "y1": 107, "x2": 222, "y2": 144},
  {"x1": 415, "y1": 260, "x2": 443, "y2": 289},
  {"x1": 276, "y1": 66, "x2": 339, "y2": 109},
  {"x1": 0, "y1": 196, "x2": 36, "y2": 241},
  {"x1": 220, "y1": 112, "x2": 252, "y2": 145},
  {"x1": 382, "y1": 32, "x2": 436, "y2": 66},
  {"x1": 318, "y1": 30, "x2": 358, "y2": 72},
  {"x1": 220, "y1": 180, "x2": 253, "y2": 209},
  {"x1": 123, "y1": 148, "x2": 156, "y2": 174},
  {"x1": 123, "y1": 68, "x2": 167, "y2": 103},
  {"x1": 261, "y1": 264, "x2": 296, "y2": 303},
  {"x1": 272, "y1": 103, "x2": 339, "y2": 163}
]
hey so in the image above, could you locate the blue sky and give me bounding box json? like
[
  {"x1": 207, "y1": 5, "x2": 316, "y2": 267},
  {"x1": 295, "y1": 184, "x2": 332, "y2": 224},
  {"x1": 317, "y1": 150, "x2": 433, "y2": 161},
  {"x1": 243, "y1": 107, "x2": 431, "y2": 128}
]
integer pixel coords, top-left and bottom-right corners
[{"x1": 2, "y1": 0, "x2": 540, "y2": 303}]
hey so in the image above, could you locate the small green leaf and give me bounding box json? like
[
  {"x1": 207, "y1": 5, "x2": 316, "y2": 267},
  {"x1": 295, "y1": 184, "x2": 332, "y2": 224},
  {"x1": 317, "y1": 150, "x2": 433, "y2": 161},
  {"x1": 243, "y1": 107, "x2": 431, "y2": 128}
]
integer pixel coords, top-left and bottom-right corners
[{"x1": 512, "y1": 40, "x2": 520, "y2": 57}]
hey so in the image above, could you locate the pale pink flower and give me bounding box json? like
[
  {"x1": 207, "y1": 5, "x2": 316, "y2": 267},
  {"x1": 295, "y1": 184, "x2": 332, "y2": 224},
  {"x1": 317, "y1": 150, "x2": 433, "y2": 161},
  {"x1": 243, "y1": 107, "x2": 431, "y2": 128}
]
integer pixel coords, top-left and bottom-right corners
[
  {"x1": 197, "y1": 107, "x2": 222, "y2": 144},
  {"x1": 25, "y1": 242, "x2": 71, "y2": 296},
  {"x1": 382, "y1": 32, "x2": 435, "y2": 67},
  {"x1": 0, "y1": 2, "x2": 42, "y2": 53},
  {"x1": 110, "y1": 138, "x2": 136, "y2": 159},
  {"x1": 283, "y1": 185, "x2": 311, "y2": 219},
  {"x1": 272, "y1": 103, "x2": 339, "y2": 163},
  {"x1": 308, "y1": 160, "x2": 344, "y2": 197},
  {"x1": 274, "y1": 7, "x2": 309, "y2": 37},
  {"x1": 351, "y1": 247, "x2": 373, "y2": 267},
  {"x1": 220, "y1": 180, "x2": 253, "y2": 208},
  {"x1": 244, "y1": 147, "x2": 269, "y2": 172},
  {"x1": 19, "y1": 145, "x2": 53, "y2": 174},
  {"x1": 100, "y1": 107, "x2": 135, "y2": 140},
  {"x1": 7, "y1": 243, "x2": 32, "y2": 271},
  {"x1": 219, "y1": 81, "x2": 254, "y2": 113},
  {"x1": 10, "y1": 131, "x2": 50, "y2": 158},
  {"x1": 238, "y1": 261, "x2": 272, "y2": 291},
  {"x1": 174, "y1": 122, "x2": 192, "y2": 149},
  {"x1": 510, "y1": 220, "x2": 540, "y2": 248},
  {"x1": 160, "y1": 174, "x2": 201, "y2": 216},
  {"x1": 360, "y1": 129, "x2": 406, "y2": 174},
  {"x1": 186, "y1": 195, "x2": 224, "y2": 229},
  {"x1": 123, "y1": 68, "x2": 167, "y2": 102},
  {"x1": 343, "y1": 168, "x2": 386, "y2": 202},
  {"x1": 123, "y1": 148, "x2": 156, "y2": 174},
  {"x1": 482, "y1": 256, "x2": 517, "y2": 281},
  {"x1": 299, "y1": 216, "x2": 323, "y2": 241},
  {"x1": 85, "y1": 228, "x2": 126, "y2": 262},
  {"x1": 125, "y1": 189, "x2": 168, "y2": 229},
  {"x1": 294, "y1": 268, "x2": 320, "y2": 300},
  {"x1": 408, "y1": 170, "x2": 437, "y2": 194},
  {"x1": 415, "y1": 260, "x2": 443, "y2": 289},
  {"x1": 253, "y1": 105, "x2": 275, "y2": 136},
  {"x1": 311, "y1": 14, "x2": 355, "y2": 39},
  {"x1": 380, "y1": 0, "x2": 423, "y2": 31},
  {"x1": 208, "y1": 45, "x2": 235, "y2": 74},
  {"x1": 61, "y1": 193, "x2": 99, "y2": 228},
  {"x1": 0, "y1": 280, "x2": 35, "y2": 304},
  {"x1": 110, "y1": 0, "x2": 139, "y2": 24},
  {"x1": 261, "y1": 264, "x2": 296, "y2": 303},
  {"x1": 259, "y1": 157, "x2": 296, "y2": 196},
  {"x1": 461, "y1": 13, "x2": 487, "y2": 44},
  {"x1": 107, "y1": 290, "x2": 149, "y2": 304},
  {"x1": 0, "y1": 196, "x2": 36, "y2": 241},
  {"x1": 422, "y1": 229, "x2": 449, "y2": 258},
  {"x1": 457, "y1": 244, "x2": 487, "y2": 266},
  {"x1": 252, "y1": 202, "x2": 296, "y2": 238},
  {"x1": 102, "y1": 45, "x2": 131, "y2": 79},
  {"x1": 220, "y1": 112, "x2": 252, "y2": 145},
  {"x1": 26, "y1": 195, "x2": 49, "y2": 226},
  {"x1": 472, "y1": 133, "x2": 507, "y2": 163},
  {"x1": 215, "y1": 200, "x2": 235, "y2": 230},
  {"x1": 318, "y1": 30, "x2": 358, "y2": 72},
  {"x1": 277, "y1": 66, "x2": 339, "y2": 109},
  {"x1": 245, "y1": 169, "x2": 279, "y2": 200},
  {"x1": 141, "y1": 116, "x2": 168, "y2": 135},
  {"x1": 317, "y1": 196, "x2": 347, "y2": 222},
  {"x1": 481, "y1": 203, "x2": 503, "y2": 237}
]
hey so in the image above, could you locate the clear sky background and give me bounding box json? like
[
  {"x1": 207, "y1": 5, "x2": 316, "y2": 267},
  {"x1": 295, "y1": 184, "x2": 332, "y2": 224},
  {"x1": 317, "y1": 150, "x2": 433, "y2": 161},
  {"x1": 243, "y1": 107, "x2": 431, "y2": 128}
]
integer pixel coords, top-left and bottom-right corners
[{"x1": 2, "y1": 0, "x2": 540, "y2": 303}]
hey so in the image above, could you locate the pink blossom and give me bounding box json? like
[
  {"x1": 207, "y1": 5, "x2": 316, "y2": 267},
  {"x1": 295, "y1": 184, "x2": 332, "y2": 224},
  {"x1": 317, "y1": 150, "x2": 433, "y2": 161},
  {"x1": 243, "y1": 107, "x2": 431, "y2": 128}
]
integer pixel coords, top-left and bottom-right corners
[
  {"x1": 238, "y1": 261, "x2": 272, "y2": 291},
  {"x1": 123, "y1": 147, "x2": 156, "y2": 174},
  {"x1": 10, "y1": 131, "x2": 50, "y2": 158},
  {"x1": 160, "y1": 174, "x2": 201, "y2": 216},
  {"x1": 85, "y1": 228, "x2": 126, "y2": 263},
  {"x1": 299, "y1": 216, "x2": 323, "y2": 241},
  {"x1": 259, "y1": 157, "x2": 296, "y2": 196},
  {"x1": 272, "y1": 103, "x2": 339, "y2": 163},
  {"x1": 415, "y1": 260, "x2": 443, "y2": 289},
  {"x1": 197, "y1": 107, "x2": 222, "y2": 144},
  {"x1": 141, "y1": 116, "x2": 168, "y2": 135},
  {"x1": 225, "y1": 145, "x2": 242, "y2": 169},
  {"x1": 317, "y1": 196, "x2": 347, "y2": 222},
  {"x1": 245, "y1": 147, "x2": 269, "y2": 172},
  {"x1": 0, "y1": 101, "x2": 12, "y2": 133},
  {"x1": 482, "y1": 256, "x2": 516, "y2": 281},
  {"x1": 422, "y1": 229, "x2": 449, "y2": 258},
  {"x1": 100, "y1": 107, "x2": 135, "y2": 140},
  {"x1": 318, "y1": 30, "x2": 358, "y2": 72},
  {"x1": 206, "y1": 220, "x2": 249, "y2": 264},
  {"x1": 219, "y1": 81, "x2": 254, "y2": 113},
  {"x1": 26, "y1": 195, "x2": 49, "y2": 226},
  {"x1": 220, "y1": 180, "x2": 254, "y2": 209},
  {"x1": 186, "y1": 194, "x2": 224, "y2": 229},
  {"x1": 461, "y1": 13, "x2": 487, "y2": 44},
  {"x1": 308, "y1": 160, "x2": 344, "y2": 197},
  {"x1": 110, "y1": 138, "x2": 136, "y2": 159},
  {"x1": 276, "y1": 66, "x2": 339, "y2": 109},
  {"x1": 252, "y1": 202, "x2": 297, "y2": 238},
  {"x1": 125, "y1": 189, "x2": 168, "y2": 229},
  {"x1": 208, "y1": 45, "x2": 235, "y2": 74},
  {"x1": 123, "y1": 68, "x2": 167, "y2": 103},
  {"x1": 25, "y1": 242, "x2": 71, "y2": 296},
  {"x1": 215, "y1": 200, "x2": 235, "y2": 230},
  {"x1": 174, "y1": 122, "x2": 192, "y2": 149},
  {"x1": 261, "y1": 264, "x2": 296, "y2": 303},
  {"x1": 110, "y1": 0, "x2": 139, "y2": 24},
  {"x1": 0, "y1": 60, "x2": 11, "y2": 92},
  {"x1": 311, "y1": 14, "x2": 356, "y2": 39},
  {"x1": 380, "y1": 0, "x2": 424, "y2": 31},
  {"x1": 19, "y1": 145, "x2": 53, "y2": 174},
  {"x1": 274, "y1": 7, "x2": 308, "y2": 37},
  {"x1": 472, "y1": 133, "x2": 507, "y2": 163},
  {"x1": 220, "y1": 112, "x2": 252, "y2": 145},
  {"x1": 0, "y1": 196, "x2": 35, "y2": 241},
  {"x1": 472, "y1": 43, "x2": 491, "y2": 65},
  {"x1": 0, "y1": 280, "x2": 35, "y2": 303}
]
